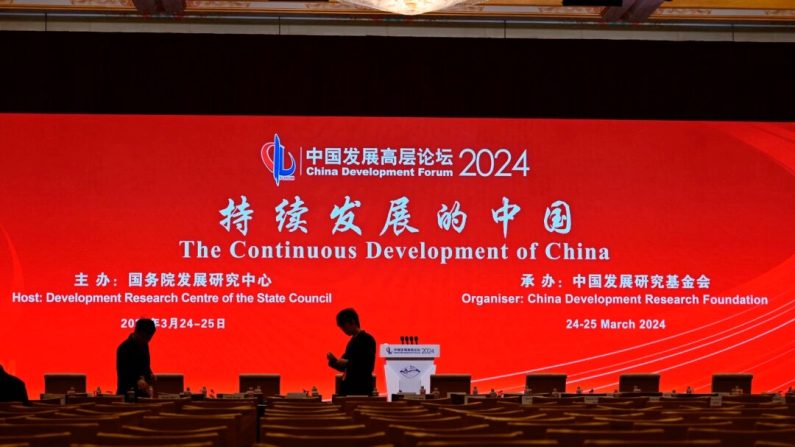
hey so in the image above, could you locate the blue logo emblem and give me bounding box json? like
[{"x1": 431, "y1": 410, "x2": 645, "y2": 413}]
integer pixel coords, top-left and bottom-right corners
[
  {"x1": 399, "y1": 365, "x2": 421, "y2": 378},
  {"x1": 260, "y1": 133, "x2": 296, "y2": 186}
]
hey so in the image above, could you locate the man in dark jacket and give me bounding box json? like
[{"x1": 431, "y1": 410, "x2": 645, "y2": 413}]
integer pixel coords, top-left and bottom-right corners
[
  {"x1": 116, "y1": 318, "x2": 156, "y2": 397},
  {"x1": 327, "y1": 308, "x2": 376, "y2": 395},
  {"x1": 0, "y1": 365, "x2": 29, "y2": 404}
]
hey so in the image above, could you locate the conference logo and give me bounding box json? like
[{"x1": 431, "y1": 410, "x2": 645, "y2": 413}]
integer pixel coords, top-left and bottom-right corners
[
  {"x1": 399, "y1": 365, "x2": 421, "y2": 378},
  {"x1": 261, "y1": 133, "x2": 296, "y2": 186}
]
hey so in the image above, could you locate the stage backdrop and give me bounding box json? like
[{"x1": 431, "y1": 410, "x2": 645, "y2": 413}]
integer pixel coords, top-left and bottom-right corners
[{"x1": 1, "y1": 114, "x2": 793, "y2": 398}]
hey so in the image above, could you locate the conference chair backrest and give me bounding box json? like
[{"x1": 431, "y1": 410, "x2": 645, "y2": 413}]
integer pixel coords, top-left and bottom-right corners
[
  {"x1": 403, "y1": 430, "x2": 524, "y2": 447},
  {"x1": 95, "y1": 431, "x2": 220, "y2": 447},
  {"x1": 0, "y1": 432, "x2": 70, "y2": 447},
  {"x1": 633, "y1": 421, "x2": 733, "y2": 439},
  {"x1": 507, "y1": 421, "x2": 611, "y2": 437},
  {"x1": 260, "y1": 423, "x2": 372, "y2": 440},
  {"x1": 265, "y1": 397, "x2": 322, "y2": 406},
  {"x1": 618, "y1": 374, "x2": 660, "y2": 393},
  {"x1": 0, "y1": 422, "x2": 100, "y2": 443},
  {"x1": 121, "y1": 425, "x2": 230, "y2": 447},
  {"x1": 754, "y1": 442, "x2": 795, "y2": 447},
  {"x1": 368, "y1": 415, "x2": 470, "y2": 431},
  {"x1": 466, "y1": 414, "x2": 551, "y2": 427},
  {"x1": 583, "y1": 441, "x2": 722, "y2": 447},
  {"x1": 179, "y1": 406, "x2": 256, "y2": 446},
  {"x1": 185, "y1": 400, "x2": 258, "y2": 408},
  {"x1": 141, "y1": 414, "x2": 238, "y2": 447},
  {"x1": 260, "y1": 416, "x2": 354, "y2": 427},
  {"x1": 111, "y1": 401, "x2": 177, "y2": 413},
  {"x1": 70, "y1": 443, "x2": 214, "y2": 447},
  {"x1": 755, "y1": 421, "x2": 795, "y2": 430},
  {"x1": 356, "y1": 406, "x2": 432, "y2": 415},
  {"x1": 0, "y1": 406, "x2": 58, "y2": 414},
  {"x1": 414, "y1": 440, "x2": 558, "y2": 447},
  {"x1": 265, "y1": 408, "x2": 344, "y2": 417},
  {"x1": 73, "y1": 408, "x2": 150, "y2": 425},
  {"x1": 253, "y1": 444, "x2": 394, "y2": 447},
  {"x1": 686, "y1": 427, "x2": 795, "y2": 447},
  {"x1": 80, "y1": 404, "x2": 156, "y2": 414},
  {"x1": 239, "y1": 374, "x2": 280, "y2": 396},
  {"x1": 430, "y1": 374, "x2": 472, "y2": 397},
  {"x1": 136, "y1": 398, "x2": 185, "y2": 412},
  {"x1": 343, "y1": 400, "x2": 408, "y2": 413},
  {"x1": 525, "y1": 374, "x2": 568, "y2": 394},
  {"x1": 14, "y1": 415, "x2": 121, "y2": 432},
  {"x1": 65, "y1": 395, "x2": 124, "y2": 405},
  {"x1": 547, "y1": 428, "x2": 666, "y2": 447},
  {"x1": 121, "y1": 425, "x2": 228, "y2": 434},
  {"x1": 44, "y1": 374, "x2": 86, "y2": 394},
  {"x1": 262, "y1": 431, "x2": 389, "y2": 447},
  {"x1": 387, "y1": 423, "x2": 498, "y2": 446},
  {"x1": 711, "y1": 374, "x2": 753, "y2": 395},
  {"x1": 269, "y1": 404, "x2": 343, "y2": 414}
]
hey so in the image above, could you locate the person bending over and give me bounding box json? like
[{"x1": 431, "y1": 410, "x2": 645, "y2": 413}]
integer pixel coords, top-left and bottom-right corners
[
  {"x1": 0, "y1": 364, "x2": 29, "y2": 404},
  {"x1": 116, "y1": 318, "x2": 156, "y2": 397}
]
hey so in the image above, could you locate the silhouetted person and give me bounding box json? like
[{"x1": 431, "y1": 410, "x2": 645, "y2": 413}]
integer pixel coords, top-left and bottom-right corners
[
  {"x1": 116, "y1": 318, "x2": 156, "y2": 397},
  {"x1": 327, "y1": 308, "x2": 376, "y2": 396},
  {"x1": 0, "y1": 365, "x2": 29, "y2": 404}
]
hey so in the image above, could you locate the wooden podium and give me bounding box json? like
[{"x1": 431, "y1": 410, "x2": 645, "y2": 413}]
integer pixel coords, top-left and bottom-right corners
[{"x1": 380, "y1": 343, "x2": 440, "y2": 400}]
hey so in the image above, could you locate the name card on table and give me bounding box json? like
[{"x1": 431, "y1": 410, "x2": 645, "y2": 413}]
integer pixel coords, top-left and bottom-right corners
[
  {"x1": 710, "y1": 395, "x2": 722, "y2": 407},
  {"x1": 584, "y1": 396, "x2": 599, "y2": 404},
  {"x1": 380, "y1": 344, "x2": 440, "y2": 359},
  {"x1": 521, "y1": 395, "x2": 533, "y2": 406}
]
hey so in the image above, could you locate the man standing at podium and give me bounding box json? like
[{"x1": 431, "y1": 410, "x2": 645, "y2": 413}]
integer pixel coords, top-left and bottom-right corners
[{"x1": 327, "y1": 308, "x2": 376, "y2": 395}]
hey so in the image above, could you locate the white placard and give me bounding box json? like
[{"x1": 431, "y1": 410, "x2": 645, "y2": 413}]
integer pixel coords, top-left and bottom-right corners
[
  {"x1": 710, "y1": 395, "x2": 722, "y2": 407},
  {"x1": 521, "y1": 395, "x2": 533, "y2": 406},
  {"x1": 380, "y1": 344, "x2": 440, "y2": 359},
  {"x1": 383, "y1": 359, "x2": 436, "y2": 399},
  {"x1": 584, "y1": 396, "x2": 599, "y2": 404}
]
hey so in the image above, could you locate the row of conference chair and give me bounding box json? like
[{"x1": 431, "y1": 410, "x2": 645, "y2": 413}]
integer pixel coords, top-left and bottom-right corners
[
  {"x1": 1, "y1": 388, "x2": 793, "y2": 447},
  {"x1": 39, "y1": 372, "x2": 755, "y2": 398}
]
